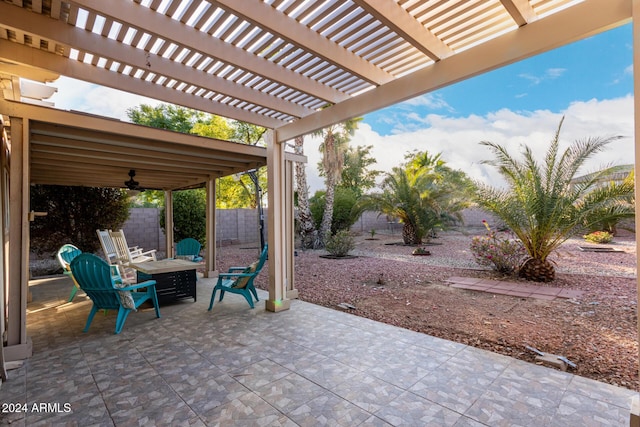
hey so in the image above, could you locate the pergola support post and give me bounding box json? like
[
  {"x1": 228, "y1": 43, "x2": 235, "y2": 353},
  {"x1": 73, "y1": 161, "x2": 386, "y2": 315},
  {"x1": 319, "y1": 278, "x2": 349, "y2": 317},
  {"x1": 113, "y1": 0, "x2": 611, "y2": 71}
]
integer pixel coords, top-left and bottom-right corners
[
  {"x1": 265, "y1": 129, "x2": 291, "y2": 312},
  {"x1": 204, "y1": 178, "x2": 217, "y2": 277},
  {"x1": 5, "y1": 116, "x2": 31, "y2": 361},
  {"x1": 285, "y1": 156, "x2": 297, "y2": 300},
  {"x1": 164, "y1": 190, "x2": 174, "y2": 258}
]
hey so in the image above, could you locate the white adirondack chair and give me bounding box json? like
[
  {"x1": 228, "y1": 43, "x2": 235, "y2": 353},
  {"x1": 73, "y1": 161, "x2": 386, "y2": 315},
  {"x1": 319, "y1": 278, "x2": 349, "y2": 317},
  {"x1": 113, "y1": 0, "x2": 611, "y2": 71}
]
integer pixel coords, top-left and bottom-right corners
[{"x1": 109, "y1": 229, "x2": 157, "y2": 266}]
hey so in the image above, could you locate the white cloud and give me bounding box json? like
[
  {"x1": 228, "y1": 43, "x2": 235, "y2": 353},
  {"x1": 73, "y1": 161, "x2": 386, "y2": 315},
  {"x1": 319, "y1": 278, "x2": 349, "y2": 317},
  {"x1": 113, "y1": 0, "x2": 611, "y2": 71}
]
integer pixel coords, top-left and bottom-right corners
[
  {"x1": 518, "y1": 67, "x2": 567, "y2": 85},
  {"x1": 301, "y1": 96, "x2": 634, "y2": 193},
  {"x1": 47, "y1": 77, "x2": 161, "y2": 121}
]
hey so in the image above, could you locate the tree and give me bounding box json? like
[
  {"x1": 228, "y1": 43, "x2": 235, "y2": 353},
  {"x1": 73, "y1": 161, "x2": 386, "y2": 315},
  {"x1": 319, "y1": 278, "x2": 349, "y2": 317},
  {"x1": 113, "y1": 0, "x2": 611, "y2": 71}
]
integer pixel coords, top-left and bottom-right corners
[
  {"x1": 313, "y1": 117, "x2": 362, "y2": 244},
  {"x1": 475, "y1": 117, "x2": 634, "y2": 282},
  {"x1": 127, "y1": 103, "x2": 264, "y2": 209},
  {"x1": 357, "y1": 151, "x2": 473, "y2": 244},
  {"x1": 30, "y1": 185, "x2": 130, "y2": 254},
  {"x1": 318, "y1": 144, "x2": 381, "y2": 197},
  {"x1": 294, "y1": 135, "x2": 318, "y2": 249}
]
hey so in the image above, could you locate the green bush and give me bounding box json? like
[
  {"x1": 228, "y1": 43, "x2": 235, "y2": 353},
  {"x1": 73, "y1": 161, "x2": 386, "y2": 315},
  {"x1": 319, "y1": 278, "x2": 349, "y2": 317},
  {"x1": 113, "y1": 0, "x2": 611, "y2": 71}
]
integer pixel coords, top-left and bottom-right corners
[
  {"x1": 30, "y1": 185, "x2": 130, "y2": 254},
  {"x1": 160, "y1": 189, "x2": 206, "y2": 244},
  {"x1": 325, "y1": 230, "x2": 355, "y2": 257},
  {"x1": 583, "y1": 231, "x2": 613, "y2": 244},
  {"x1": 310, "y1": 187, "x2": 359, "y2": 234}
]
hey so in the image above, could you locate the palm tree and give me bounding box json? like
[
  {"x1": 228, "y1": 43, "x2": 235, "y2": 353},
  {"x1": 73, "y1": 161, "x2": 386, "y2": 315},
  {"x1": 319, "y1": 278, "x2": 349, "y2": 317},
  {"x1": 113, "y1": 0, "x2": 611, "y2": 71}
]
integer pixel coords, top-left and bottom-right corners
[
  {"x1": 475, "y1": 117, "x2": 633, "y2": 282},
  {"x1": 313, "y1": 117, "x2": 361, "y2": 245},
  {"x1": 293, "y1": 135, "x2": 318, "y2": 248},
  {"x1": 358, "y1": 151, "x2": 472, "y2": 244}
]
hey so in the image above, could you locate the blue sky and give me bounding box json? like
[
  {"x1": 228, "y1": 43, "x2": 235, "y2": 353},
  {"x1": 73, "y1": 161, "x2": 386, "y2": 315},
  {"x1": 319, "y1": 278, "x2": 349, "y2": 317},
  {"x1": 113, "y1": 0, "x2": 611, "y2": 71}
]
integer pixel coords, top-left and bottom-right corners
[
  {"x1": 48, "y1": 24, "x2": 635, "y2": 192},
  {"x1": 364, "y1": 24, "x2": 633, "y2": 136}
]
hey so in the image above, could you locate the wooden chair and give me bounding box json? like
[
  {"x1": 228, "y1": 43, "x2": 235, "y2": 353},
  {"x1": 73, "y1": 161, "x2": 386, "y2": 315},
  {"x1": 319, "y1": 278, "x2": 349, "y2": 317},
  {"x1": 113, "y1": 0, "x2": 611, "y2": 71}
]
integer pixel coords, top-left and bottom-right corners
[
  {"x1": 208, "y1": 245, "x2": 267, "y2": 310},
  {"x1": 96, "y1": 229, "x2": 144, "y2": 264},
  {"x1": 109, "y1": 229, "x2": 157, "y2": 266},
  {"x1": 175, "y1": 238, "x2": 203, "y2": 262},
  {"x1": 70, "y1": 253, "x2": 160, "y2": 334},
  {"x1": 56, "y1": 244, "x2": 83, "y2": 302}
]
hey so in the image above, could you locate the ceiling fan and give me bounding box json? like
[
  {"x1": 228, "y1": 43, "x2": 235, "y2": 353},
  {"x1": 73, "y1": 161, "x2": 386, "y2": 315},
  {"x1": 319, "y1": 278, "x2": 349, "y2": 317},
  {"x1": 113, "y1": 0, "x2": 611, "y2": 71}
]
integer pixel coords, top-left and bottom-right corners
[{"x1": 124, "y1": 169, "x2": 144, "y2": 192}]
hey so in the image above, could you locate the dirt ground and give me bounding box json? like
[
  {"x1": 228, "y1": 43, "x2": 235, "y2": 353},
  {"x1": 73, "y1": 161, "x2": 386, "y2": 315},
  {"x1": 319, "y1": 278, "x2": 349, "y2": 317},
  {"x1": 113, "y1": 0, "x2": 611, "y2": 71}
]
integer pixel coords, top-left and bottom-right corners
[{"x1": 237, "y1": 230, "x2": 638, "y2": 391}]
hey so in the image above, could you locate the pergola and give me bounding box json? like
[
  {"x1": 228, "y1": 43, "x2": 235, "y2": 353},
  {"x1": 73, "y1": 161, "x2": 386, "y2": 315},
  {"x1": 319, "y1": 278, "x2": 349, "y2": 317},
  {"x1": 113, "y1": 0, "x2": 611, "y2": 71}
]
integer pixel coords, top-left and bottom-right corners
[{"x1": 0, "y1": 0, "x2": 638, "y2": 410}]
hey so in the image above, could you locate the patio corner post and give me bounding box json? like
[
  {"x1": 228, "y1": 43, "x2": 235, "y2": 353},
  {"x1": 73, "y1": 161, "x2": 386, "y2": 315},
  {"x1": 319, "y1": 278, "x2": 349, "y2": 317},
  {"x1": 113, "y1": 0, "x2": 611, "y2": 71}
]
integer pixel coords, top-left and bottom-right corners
[
  {"x1": 5, "y1": 116, "x2": 32, "y2": 361},
  {"x1": 265, "y1": 129, "x2": 291, "y2": 312},
  {"x1": 164, "y1": 190, "x2": 174, "y2": 259},
  {"x1": 633, "y1": 1, "x2": 640, "y2": 426},
  {"x1": 204, "y1": 177, "x2": 217, "y2": 277}
]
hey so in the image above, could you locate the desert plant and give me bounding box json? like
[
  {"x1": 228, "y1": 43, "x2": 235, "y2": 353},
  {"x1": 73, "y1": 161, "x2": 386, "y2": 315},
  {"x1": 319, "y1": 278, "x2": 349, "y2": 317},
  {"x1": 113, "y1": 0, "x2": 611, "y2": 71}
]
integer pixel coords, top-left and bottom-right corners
[
  {"x1": 356, "y1": 151, "x2": 474, "y2": 245},
  {"x1": 370, "y1": 229, "x2": 376, "y2": 238},
  {"x1": 583, "y1": 231, "x2": 613, "y2": 244},
  {"x1": 325, "y1": 230, "x2": 355, "y2": 257},
  {"x1": 470, "y1": 221, "x2": 526, "y2": 275},
  {"x1": 475, "y1": 117, "x2": 632, "y2": 282}
]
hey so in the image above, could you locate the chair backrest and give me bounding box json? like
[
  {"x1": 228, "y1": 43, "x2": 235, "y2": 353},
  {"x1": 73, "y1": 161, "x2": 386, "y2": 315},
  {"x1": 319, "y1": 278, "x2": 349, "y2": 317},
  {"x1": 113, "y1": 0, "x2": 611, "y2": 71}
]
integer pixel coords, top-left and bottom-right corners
[
  {"x1": 175, "y1": 238, "x2": 201, "y2": 257},
  {"x1": 109, "y1": 229, "x2": 134, "y2": 264},
  {"x1": 70, "y1": 253, "x2": 122, "y2": 310},
  {"x1": 232, "y1": 245, "x2": 268, "y2": 289},
  {"x1": 254, "y1": 244, "x2": 268, "y2": 274},
  {"x1": 56, "y1": 244, "x2": 82, "y2": 271},
  {"x1": 96, "y1": 229, "x2": 118, "y2": 264}
]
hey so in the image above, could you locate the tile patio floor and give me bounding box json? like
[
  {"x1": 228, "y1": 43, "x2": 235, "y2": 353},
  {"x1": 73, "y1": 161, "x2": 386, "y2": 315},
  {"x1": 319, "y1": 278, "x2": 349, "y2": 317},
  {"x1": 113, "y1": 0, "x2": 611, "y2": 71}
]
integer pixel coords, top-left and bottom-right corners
[{"x1": 0, "y1": 274, "x2": 637, "y2": 426}]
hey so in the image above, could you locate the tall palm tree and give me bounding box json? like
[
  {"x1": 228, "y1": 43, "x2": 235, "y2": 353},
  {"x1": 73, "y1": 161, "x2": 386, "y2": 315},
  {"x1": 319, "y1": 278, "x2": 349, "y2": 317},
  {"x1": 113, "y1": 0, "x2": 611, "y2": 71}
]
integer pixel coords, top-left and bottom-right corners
[
  {"x1": 313, "y1": 117, "x2": 361, "y2": 245},
  {"x1": 475, "y1": 117, "x2": 633, "y2": 282}
]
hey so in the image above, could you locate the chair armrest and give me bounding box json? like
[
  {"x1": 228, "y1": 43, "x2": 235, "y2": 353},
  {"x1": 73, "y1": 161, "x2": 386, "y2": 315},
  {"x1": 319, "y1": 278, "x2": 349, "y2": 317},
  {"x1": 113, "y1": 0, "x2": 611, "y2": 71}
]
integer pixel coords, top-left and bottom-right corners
[
  {"x1": 227, "y1": 267, "x2": 247, "y2": 272},
  {"x1": 218, "y1": 272, "x2": 253, "y2": 279},
  {"x1": 119, "y1": 280, "x2": 157, "y2": 291}
]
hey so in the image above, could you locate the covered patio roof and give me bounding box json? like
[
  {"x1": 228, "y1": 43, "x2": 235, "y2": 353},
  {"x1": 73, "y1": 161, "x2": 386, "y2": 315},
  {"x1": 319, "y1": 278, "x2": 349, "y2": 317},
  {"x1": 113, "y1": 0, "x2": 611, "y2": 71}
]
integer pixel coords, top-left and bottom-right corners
[{"x1": 1, "y1": 101, "x2": 267, "y2": 191}]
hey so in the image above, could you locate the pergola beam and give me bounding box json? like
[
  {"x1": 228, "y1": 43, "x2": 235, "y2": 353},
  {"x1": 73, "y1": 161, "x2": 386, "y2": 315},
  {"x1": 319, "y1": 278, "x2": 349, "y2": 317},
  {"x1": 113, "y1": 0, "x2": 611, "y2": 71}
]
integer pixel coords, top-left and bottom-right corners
[
  {"x1": 69, "y1": 0, "x2": 348, "y2": 104},
  {"x1": 353, "y1": 0, "x2": 453, "y2": 60},
  {"x1": 276, "y1": 0, "x2": 631, "y2": 142}
]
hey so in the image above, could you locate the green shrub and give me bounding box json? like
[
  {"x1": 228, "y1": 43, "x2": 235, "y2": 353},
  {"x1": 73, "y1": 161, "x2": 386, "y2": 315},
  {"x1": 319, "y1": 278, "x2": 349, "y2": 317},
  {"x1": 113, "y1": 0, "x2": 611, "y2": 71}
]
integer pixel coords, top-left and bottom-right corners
[
  {"x1": 583, "y1": 231, "x2": 613, "y2": 244},
  {"x1": 310, "y1": 187, "x2": 360, "y2": 234},
  {"x1": 325, "y1": 230, "x2": 355, "y2": 257},
  {"x1": 470, "y1": 221, "x2": 526, "y2": 275},
  {"x1": 160, "y1": 189, "x2": 206, "y2": 244}
]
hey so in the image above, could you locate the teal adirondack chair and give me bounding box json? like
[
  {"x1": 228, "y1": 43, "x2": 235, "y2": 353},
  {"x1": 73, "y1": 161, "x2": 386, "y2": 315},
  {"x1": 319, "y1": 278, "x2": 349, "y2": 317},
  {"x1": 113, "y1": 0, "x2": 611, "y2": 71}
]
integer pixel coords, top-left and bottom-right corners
[
  {"x1": 208, "y1": 245, "x2": 267, "y2": 310},
  {"x1": 56, "y1": 244, "x2": 83, "y2": 302},
  {"x1": 175, "y1": 238, "x2": 203, "y2": 262},
  {"x1": 70, "y1": 253, "x2": 160, "y2": 334}
]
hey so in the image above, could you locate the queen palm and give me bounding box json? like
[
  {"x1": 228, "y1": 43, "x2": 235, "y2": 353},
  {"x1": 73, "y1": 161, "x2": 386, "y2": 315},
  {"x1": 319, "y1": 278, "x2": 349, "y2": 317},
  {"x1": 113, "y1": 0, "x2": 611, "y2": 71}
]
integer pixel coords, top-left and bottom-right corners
[{"x1": 475, "y1": 117, "x2": 632, "y2": 282}]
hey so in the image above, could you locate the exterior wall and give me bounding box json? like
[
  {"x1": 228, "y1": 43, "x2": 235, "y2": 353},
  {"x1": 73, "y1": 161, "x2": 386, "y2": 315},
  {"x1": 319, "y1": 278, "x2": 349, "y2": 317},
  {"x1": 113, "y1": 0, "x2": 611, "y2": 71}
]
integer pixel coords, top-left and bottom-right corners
[
  {"x1": 124, "y1": 206, "x2": 502, "y2": 249},
  {"x1": 123, "y1": 207, "x2": 268, "y2": 248},
  {"x1": 122, "y1": 208, "x2": 166, "y2": 253}
]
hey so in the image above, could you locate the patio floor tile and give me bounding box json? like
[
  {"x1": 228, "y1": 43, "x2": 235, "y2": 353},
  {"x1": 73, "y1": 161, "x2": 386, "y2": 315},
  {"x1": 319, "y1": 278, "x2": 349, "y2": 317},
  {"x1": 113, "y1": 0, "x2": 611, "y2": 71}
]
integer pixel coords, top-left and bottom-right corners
[{"x1": 0, "y1": 274, "x2": 634, "y2": 426}]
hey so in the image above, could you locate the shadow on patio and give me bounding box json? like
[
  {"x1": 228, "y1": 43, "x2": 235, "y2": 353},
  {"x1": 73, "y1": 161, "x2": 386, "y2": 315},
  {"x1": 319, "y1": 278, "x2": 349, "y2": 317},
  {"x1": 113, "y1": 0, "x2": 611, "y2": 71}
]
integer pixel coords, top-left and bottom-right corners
[{"x1": 1, "y1": 274, "x2": 636, "y2": 426}]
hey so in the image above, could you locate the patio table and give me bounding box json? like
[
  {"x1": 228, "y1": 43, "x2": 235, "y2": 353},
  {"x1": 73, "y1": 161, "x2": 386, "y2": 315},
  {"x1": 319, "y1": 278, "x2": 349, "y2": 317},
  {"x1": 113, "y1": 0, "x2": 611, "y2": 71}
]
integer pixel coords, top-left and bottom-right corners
[{"x1": 131, "y1": 259, "x2": 197, "y2": 304}]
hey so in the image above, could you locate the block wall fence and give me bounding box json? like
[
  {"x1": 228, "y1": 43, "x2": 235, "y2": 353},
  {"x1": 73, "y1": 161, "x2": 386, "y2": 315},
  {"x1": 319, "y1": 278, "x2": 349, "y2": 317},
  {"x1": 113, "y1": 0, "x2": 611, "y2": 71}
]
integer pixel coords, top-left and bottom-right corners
[{"x1": 122, "y1": 207, "x2": 501, "y2": 250}]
